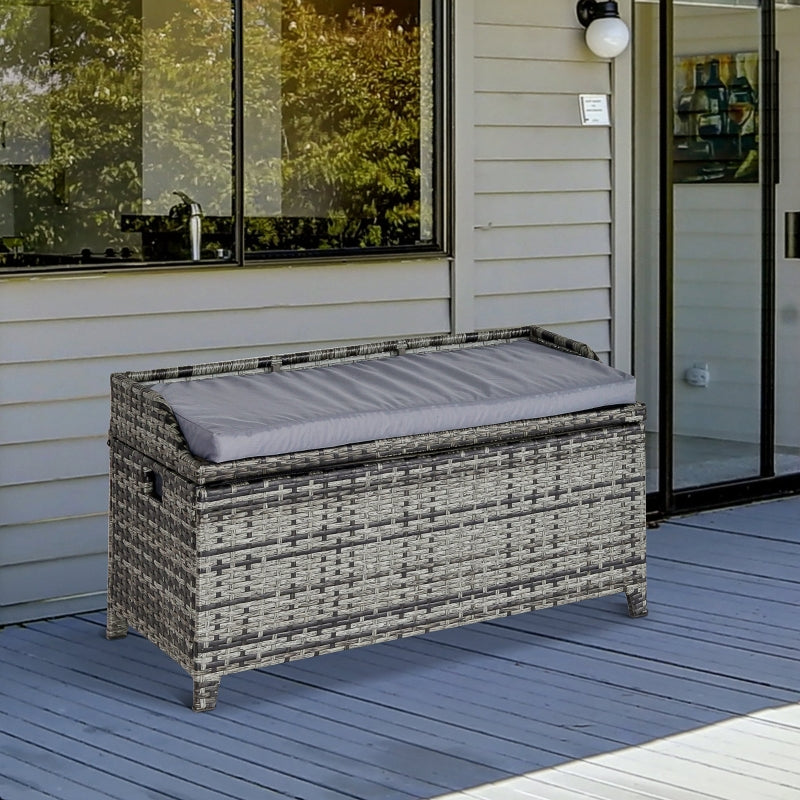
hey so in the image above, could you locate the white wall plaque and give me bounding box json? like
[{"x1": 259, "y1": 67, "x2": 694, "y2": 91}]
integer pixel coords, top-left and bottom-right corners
[{"x1": 579, "y1": 94, "x2": 610, "y2": 126}]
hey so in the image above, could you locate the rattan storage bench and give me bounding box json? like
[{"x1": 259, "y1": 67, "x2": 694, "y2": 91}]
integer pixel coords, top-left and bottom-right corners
[{"x1": 107, "y1": 325, "x2": 647, "y2": 711}]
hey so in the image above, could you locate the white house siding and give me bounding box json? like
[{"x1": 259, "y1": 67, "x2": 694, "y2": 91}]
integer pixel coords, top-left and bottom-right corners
[
  {"x1": 472, "y1": 0, "x2": 621, "y2": 361},
  {"x1": 0, "y1": 261, "x2": 450, "y2": 624},
  {"x1": 0, "y1": 0, "x2": 631, "y2": 623}
]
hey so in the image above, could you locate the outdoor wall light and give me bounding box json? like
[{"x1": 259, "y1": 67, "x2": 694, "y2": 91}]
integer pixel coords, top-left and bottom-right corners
[{"x1": 576, "y1": 0, "x2": 630, "y2": 59}]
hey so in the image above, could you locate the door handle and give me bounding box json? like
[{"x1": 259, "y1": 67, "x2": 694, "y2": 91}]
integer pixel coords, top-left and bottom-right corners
[{"x1": 785, "y1": 211, "x2": 800, "y2": 258}]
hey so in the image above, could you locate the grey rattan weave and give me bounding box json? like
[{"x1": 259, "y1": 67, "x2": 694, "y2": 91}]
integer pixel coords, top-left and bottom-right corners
[{"x1": 107, "y1": 326, "x2": 647, "y2": 711}]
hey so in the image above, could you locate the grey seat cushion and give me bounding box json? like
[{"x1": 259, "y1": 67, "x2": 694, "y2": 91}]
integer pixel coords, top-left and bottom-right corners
[{"x1": 150, "y1": 339, "x2": 636, "y2": 463}]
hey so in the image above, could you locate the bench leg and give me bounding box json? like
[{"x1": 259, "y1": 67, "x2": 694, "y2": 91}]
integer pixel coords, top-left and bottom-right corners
[
  {"x1": 106, "y1": 608, "x2": 129, "y2": 639},
  {"x1": 106, "y1": 485, "x2": 129, "y2": 639},
  {"x1": 192, "y1": 677, "x2": 221, "y2": 712},
  {"x1": 625, "y1": 583, "x2": 648, "y2": 618}
]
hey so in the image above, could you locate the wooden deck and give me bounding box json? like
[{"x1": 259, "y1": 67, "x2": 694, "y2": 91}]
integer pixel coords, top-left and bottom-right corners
[{"x1": 1, "y1": 496, "x2": 799, "y2": 800}]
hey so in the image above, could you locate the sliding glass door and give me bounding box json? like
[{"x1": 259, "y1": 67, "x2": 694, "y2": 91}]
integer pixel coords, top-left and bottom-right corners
[
  {"x1": 634, "y1": 0, "x2": 800, "y2": 514},
  {"x1": 671, "y1": 1, "x2": 762, "y2": 491}
]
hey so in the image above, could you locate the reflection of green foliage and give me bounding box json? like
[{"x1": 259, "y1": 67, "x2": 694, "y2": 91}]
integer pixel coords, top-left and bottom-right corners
[
  {"x1": 244, "y1": 1, "x2": 428, "y2": 250},
  {"x1": 1, "y1": 1, "x2": 144, "y2": 251},
  {"x1": 272, "y1": 2, "x2": 425, "y2": 250},
  {"x1": 1, "y1": 0, "x2": 429, "y2": 258},
  {"x1": 141, "y1": 0, "x2": 234, "y2": 216}
]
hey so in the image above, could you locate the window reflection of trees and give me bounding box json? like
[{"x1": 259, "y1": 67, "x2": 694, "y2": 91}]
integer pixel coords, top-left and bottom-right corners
[
  {"x1": 0, "y1": 0, "x2": 434, "y2": 267},
  {"x1": 1, "y1": 2, "x2": 145, "y2": 263}
]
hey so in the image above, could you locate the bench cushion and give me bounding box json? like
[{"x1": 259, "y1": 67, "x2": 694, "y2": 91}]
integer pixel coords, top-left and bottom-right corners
[{"x1": 150, "y1": 339, "x2": 636, "y2": 463}]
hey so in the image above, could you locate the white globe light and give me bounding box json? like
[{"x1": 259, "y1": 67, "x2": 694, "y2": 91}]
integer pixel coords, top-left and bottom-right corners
[{"x1": 585, "y1": 16, "x2": 630, "y2": 59}]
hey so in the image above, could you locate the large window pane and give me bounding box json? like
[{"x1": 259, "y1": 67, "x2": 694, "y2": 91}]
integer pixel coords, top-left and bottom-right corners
[
  {"x1": 0, "y1": 0, "x2": 233, "y2": 268},
  {"x1": 0, "y1": 0, "x2": 441, "y2": 272},
  {"x1": 672, "y1": 2, "x2": 762, "y2": 489},
  {"x1": 243, "y1": 0, "x2": 437, "y2": 255},
  {"x1": 137, "y1": 0, "x2": 234, "y2": 260}
]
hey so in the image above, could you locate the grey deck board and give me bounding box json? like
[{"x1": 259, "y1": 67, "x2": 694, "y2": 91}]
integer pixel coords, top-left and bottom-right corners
[
  {"x1": 8, "y1": 619, "x2": 501, "y2": 795},
  {"x1": 381, "y1": 635, "x2": 723, "y2": 728},
  {"x1": 0, "y1": 733, "x2": 124, "y2": 800},
  {"x1": 1, "y1": 497, "x2": 800, "y2": 799},
  {"x1": 314, "y1": 639, "x2": 722, "y2": 747},
  {"x1": 413, "y1": 623, "x2": 797, "y2": 710},
  {"x1": 490, "y1": 607, "x2": 800, "y2": 688},
  {"x1": 0, "y1": 712, "x2": 182, "y2": 800},
  {"x1": 649, "y1": 525, "x2": 800, "y2": 574},
  {"x1": 675, "y1": 496, "x2": 800, "y2": 535},
  {"x1": 0, "y1": 669, "x2": 338, "y2": 800},
  {"x1": 0, "y1": 629, "x2": 429, "y2": 800},
  {"x1": 554, "y1": 603, "x2": 800, "y2": 660}
]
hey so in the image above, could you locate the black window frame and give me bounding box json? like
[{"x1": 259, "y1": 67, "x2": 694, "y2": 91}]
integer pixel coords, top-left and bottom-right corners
[{"x1": 0, "y1": 0, "x2": 452, "y2": 276}]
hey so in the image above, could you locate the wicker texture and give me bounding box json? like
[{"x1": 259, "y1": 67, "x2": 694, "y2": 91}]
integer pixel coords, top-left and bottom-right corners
[
  {"x1": 107, "y1": 326, "x2": 647, "y2": 711},
  {"x1": 109, "y1": 326, "x2": 600, "y2": 485}
]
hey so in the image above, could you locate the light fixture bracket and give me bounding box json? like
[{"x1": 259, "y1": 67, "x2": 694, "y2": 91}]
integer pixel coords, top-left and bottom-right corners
[{"x1": 576, "y1": 0, "x2": 621, "y2": 28}]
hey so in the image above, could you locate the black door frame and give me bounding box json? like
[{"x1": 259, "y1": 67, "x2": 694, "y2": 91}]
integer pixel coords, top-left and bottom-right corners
[{"x1": 648, "y1": 0, "x2": 800, "y2": 519}]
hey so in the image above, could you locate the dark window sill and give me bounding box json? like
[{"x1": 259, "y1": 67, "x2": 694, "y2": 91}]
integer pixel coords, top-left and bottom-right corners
[{"x1": 0, "y1": 247, "x2": 449, "y2": 279}]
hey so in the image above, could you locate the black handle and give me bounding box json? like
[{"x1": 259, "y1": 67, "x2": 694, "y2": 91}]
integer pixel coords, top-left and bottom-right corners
[
  {"x1": 785, "y1": 211, "x2": 800, "y2": 258},
  {"x1": 142, "y1": 468, "x2": 164, "y2": 502}
]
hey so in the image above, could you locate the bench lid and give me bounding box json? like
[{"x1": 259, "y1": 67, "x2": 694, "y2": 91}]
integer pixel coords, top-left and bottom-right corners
[{"x1": 149, "y1": 338, "x2": 636, "y2": 463}]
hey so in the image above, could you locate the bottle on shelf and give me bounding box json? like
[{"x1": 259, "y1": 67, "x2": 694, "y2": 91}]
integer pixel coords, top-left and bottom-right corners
[
  {"x1": 727, "y1": 52, "x2": 757, "y2": 155},
  {"x1": 686, "y1": 62, "x2": 713, "y2": 163},
  {"x1": 697, "y1": 58, "x2": 727, "y2": 139},
  {"x1": 676, "y1": 63, "x2": 701, "y2": 138},
  {"x1": 688, "y1": 62, "x2": 708, "y2": 128}
]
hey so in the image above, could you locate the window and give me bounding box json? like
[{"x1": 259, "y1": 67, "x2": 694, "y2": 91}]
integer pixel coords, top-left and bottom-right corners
[{"x1": 0, "y1": 1, "x2": 446, "y2": 272}]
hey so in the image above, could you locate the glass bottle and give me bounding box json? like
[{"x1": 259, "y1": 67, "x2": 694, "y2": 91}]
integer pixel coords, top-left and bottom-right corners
[
  {"x1": 676, "y1": 63, "x2": 700, "y2": 137},
  {"x1": 728, "y1": 53, "x2": 757, "y2": 152},
  {"x1": 689, "y1": 63, "x2": 708, "y2": 136},
  {"x1": 697, "y1": 58, "x2": 727, "y2": 138}
]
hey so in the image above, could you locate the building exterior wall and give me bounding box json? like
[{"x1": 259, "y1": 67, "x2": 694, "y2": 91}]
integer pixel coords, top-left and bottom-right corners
[
  {"x1": 472, "y1": 0, "x2": 626, "y2": 361},
  {"x1": 0, "y1": 0, "x2": 631, "y2": 624}
]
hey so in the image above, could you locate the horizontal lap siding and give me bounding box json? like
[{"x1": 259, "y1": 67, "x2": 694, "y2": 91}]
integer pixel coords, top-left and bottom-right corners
[
  {"x1": 474, "y1": 0, "x2": 613, "y2": 358},
  {"x1": 1, "y1": 0, "x2": 626, "y2": 622},
  {"x1": 0, "y1": 260, "x2": 450, "y2": 623}
]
